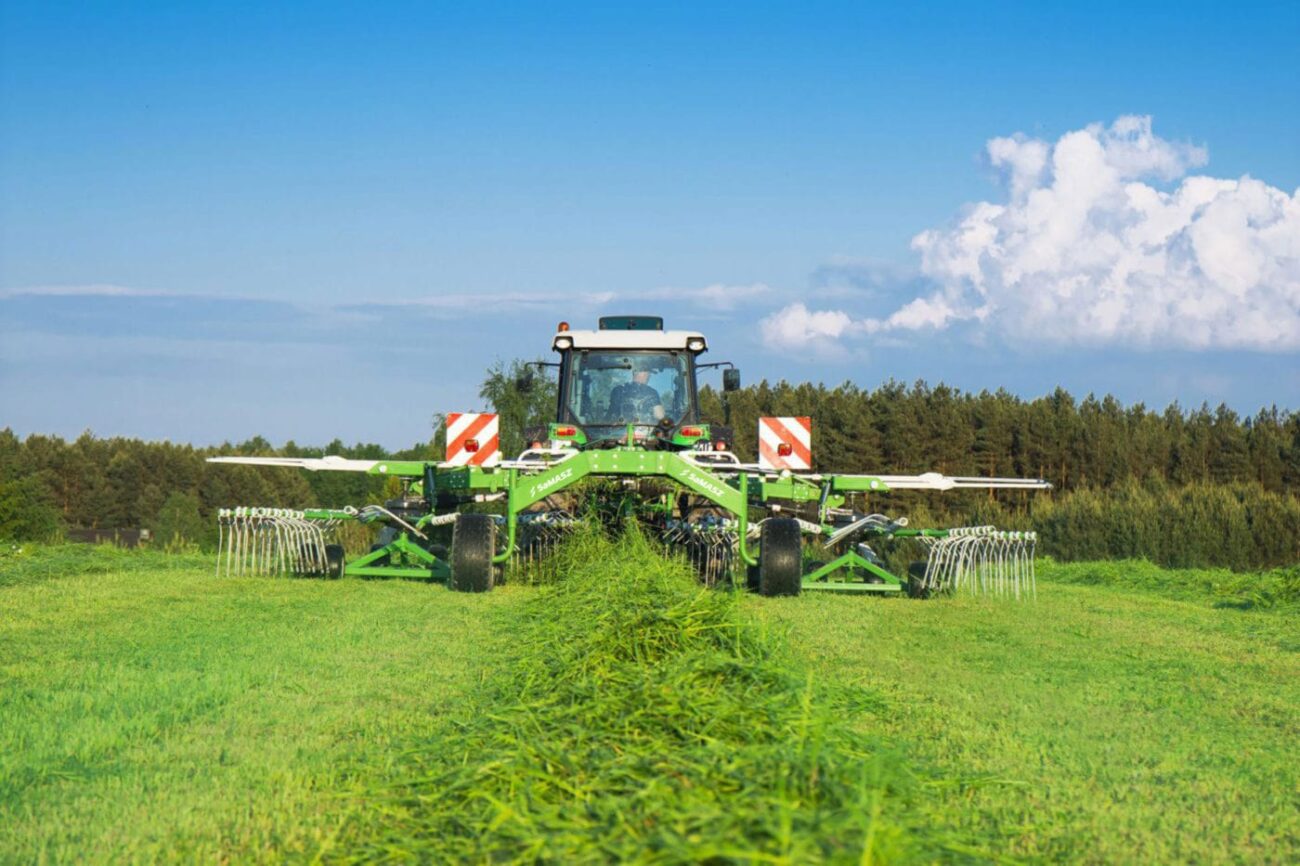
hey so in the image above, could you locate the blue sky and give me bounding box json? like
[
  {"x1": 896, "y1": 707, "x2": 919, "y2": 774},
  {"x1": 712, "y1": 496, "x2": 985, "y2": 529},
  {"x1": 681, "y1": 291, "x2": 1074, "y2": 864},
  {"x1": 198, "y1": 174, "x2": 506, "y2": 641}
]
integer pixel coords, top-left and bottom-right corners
[{"x1": 2, "y1": 1, "x2": 1298, "y2": 447}]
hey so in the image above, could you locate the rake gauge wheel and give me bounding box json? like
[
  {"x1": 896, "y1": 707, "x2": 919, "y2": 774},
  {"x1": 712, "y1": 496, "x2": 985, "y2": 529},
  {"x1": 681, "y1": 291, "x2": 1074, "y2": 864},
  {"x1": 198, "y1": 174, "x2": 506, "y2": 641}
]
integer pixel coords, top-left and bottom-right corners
[
  {"x1": 324, "y1": 544, "x2": 346, "y2": 580},
  {"x1": 906, "y1": 562, "x2": 933, "y2": 599},
  {"x1": 758, "y1": 518, "x2": 802, "y2": 597},
  {"x1": 367, "y1": 543, "x2": 391, "y2": 567},
  {"x1": 450, "y1": 514, "x2": 496, "y2": 593}
]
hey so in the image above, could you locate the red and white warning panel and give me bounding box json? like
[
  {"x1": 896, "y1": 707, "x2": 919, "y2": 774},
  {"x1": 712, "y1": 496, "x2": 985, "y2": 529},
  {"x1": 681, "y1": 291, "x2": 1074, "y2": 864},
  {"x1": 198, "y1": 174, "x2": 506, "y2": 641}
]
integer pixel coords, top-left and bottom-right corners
[
  {"x1": 444, "y1": 412, "x2": 501, "y2": 467},
  {"x1": 758, "y1": 416, "x2": 812, "y2": 471}
]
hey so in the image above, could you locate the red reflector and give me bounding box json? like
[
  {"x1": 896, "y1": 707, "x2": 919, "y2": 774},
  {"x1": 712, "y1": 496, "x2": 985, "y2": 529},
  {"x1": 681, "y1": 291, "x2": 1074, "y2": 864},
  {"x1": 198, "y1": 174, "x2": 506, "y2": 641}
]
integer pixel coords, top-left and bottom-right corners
[
  {"x1": 777, "y1": 442, "x2": 793, "y2": 457},
  {"x1": 555, "y1": 426, "x2": 577, "y2": 437},
  {"x1": 680, "y1": 426, "x2": 703, "y2": 437},
  {"x1": 464, "y1": 438, "x2": 480, "y2": 453},
  {"x1": 715, "y1": 441, "x2": 728, "y2": 451}
]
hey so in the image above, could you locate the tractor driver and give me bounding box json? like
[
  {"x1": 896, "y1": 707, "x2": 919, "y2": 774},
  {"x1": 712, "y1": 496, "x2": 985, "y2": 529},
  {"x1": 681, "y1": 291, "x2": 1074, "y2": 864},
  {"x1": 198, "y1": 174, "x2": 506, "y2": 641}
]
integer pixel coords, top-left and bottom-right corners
[{"x1": 609, "y1": 358, "x2": 666, "y2": 424}]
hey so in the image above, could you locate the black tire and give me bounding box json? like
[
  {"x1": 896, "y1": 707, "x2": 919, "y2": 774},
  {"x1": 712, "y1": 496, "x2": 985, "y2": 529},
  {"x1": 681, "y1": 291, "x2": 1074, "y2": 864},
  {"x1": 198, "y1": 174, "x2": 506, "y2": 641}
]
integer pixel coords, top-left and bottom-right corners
[
  {"x1": 450, "y1": 514, "x2": 495, "y2": 593},
  {"x1": 758, "y1": 518, "x2": 802, "y2": 597},
  {"x1": 324, "y1": 544, "x2": 346, "y2": 580},
  {"x1": 907, "y1": 561, "x2": 932, "y2": 599},
  {"x1": 367, "y1": 543, "x2": 391, "y2": 567}
]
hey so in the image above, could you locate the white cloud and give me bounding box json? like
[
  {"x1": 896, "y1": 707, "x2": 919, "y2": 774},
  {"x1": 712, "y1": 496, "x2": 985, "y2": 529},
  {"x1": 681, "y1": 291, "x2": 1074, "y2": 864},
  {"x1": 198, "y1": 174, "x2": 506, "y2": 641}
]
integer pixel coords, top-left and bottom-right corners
[
  {"x1": 0, "y1": 283, "x2": 177, "y2": 299},
  {"x1": 760, "y1": 303, "x2": 855, "y2": 350},
  {"x1": 398, "y1": 283, "x2": 770, "y2": 317},
  {"x1": 332, "y1": 291, "x2": 617, "y2": 320},
  {"x1": 407, "y1": 291, "x2": 616, "y2": 310},
  {"x1": 635, "y1": 282, "x2": 772, "y2": 310},
  {"x1": 863, "y1": 296, "x2": 957, "y2": 333},
  {"x1": 770, "y1": 116, "x2": 1300, "y2": 353}
]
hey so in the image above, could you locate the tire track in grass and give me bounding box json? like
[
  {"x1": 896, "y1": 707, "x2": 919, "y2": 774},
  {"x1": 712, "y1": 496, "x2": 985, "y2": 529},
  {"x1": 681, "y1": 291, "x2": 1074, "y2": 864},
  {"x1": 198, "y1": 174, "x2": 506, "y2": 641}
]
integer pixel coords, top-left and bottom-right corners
[{"x1": 335, "y1": 526, "x2": 973, "y2": 864}]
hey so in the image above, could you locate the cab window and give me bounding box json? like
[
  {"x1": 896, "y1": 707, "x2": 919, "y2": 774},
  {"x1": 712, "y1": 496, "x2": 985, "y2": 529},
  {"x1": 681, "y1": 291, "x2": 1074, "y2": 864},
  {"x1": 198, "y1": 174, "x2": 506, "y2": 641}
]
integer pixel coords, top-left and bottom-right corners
[{"x1": 564, "y1": 351, "x2": 691, "y2": 425}]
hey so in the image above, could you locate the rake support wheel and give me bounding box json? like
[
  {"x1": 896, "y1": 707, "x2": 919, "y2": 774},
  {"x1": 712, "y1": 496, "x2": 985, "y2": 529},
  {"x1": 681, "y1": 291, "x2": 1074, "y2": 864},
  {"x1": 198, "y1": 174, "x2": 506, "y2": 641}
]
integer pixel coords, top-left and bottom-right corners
[
  {"x1": 758, "y1": 518, "x2": 802, "y2": 597},
  {"x1": 324, "y1": 544, "x2": 346, "y2": 580},
  {"x1": 450, "y1": 514, "x2": 496, "y2": 593},
  {"x1": 907, "y1": 561, "x2": 933, "y2": 599}
]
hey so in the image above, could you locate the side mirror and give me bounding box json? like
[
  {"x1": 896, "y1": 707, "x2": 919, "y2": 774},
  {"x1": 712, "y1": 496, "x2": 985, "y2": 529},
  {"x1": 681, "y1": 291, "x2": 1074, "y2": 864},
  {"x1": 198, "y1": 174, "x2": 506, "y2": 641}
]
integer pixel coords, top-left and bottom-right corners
[
  {"x1": 723, "y1": 369, "x2": 741, "y2": 392},
  {"x1": 515, "y1": 371, "x2": 534, "y2": 394}
]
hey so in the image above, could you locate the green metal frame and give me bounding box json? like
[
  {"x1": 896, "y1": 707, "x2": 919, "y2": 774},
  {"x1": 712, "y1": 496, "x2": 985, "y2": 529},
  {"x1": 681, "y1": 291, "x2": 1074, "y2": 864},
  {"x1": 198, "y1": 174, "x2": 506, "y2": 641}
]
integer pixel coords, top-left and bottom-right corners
[
  {"x1": 345, "y1": 534, "x2": 447, "y2": 580},
  {"x1": 311, "y1": 446, "x2": 952, "y2": 591},
  {"x1": 799, "y1": 527, "x2": 952, "y2": 592},
  {"x1": 804, "y1": 550, "x2": 902, "y2": 593}
]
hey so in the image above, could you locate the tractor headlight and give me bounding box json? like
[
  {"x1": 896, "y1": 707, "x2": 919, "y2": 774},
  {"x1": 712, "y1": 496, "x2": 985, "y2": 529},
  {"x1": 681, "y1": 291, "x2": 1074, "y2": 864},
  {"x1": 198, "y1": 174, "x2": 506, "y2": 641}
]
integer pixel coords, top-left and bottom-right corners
[
  {"x1": 686, "y1": 338, "x2": 706, "y2": 352},
  {"x1": 553, "y1": 336, "x2": 573, "y2": 350}
]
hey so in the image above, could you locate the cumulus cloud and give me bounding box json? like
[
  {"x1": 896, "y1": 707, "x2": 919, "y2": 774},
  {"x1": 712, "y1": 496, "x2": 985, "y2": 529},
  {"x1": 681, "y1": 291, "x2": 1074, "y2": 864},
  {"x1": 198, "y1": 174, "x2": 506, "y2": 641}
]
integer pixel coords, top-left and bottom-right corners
[
  {"x1": 760, "y1": 302, "x2": 855, "y2": 350},
  {"x1": 770, "y1": 116, "x2": 1300, "y2": 353}
]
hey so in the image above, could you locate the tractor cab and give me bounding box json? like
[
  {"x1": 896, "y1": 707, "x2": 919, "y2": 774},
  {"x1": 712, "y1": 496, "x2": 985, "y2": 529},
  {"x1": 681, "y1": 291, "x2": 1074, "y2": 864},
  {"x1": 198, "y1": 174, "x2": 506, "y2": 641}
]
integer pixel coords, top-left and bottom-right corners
[{"x1": 551, "y1": 316, "x2": 715, "y2": 447}]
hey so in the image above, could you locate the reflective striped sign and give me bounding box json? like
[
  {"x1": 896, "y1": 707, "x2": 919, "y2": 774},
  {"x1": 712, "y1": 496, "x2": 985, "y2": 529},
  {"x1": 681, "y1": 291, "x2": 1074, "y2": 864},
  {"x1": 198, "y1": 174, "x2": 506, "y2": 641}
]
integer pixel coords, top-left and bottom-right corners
[
  {"x1": 758, "y1": 416, "x2": 812, "y2": 471},
  {"x1": 445, "y1": 412, "x2": 501, "y2": 466}
]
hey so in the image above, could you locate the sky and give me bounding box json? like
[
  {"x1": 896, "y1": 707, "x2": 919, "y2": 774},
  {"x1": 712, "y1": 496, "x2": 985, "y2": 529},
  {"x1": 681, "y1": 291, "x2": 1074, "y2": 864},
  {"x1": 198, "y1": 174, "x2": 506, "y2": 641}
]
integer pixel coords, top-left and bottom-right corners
[{"x1": 2, "y1": 1, "x2": 1298, "y2": 448}]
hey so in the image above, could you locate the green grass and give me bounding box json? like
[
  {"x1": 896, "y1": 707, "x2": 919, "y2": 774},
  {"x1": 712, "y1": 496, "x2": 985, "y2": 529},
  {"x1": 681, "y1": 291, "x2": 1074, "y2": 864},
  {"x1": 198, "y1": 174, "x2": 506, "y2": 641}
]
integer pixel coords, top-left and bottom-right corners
[
  {"x1": 0, "y1": 542, "x2": 211, "y2": 588},
  {"x1": 0, "y1": 547, "x2": 516, "y2": 863},
  {"x1": 754, "y1": 566, "x2": 1300, "y2": 864},
  {"x1": 2, "y1": 542, "x2": 1297, "y2": 863},
  {"x1": 1035, "y1": 556, "x2": 1300, "y2": 610},
  {"x1": 337, "y1": 527, "x2": 954, "y2": 863}
]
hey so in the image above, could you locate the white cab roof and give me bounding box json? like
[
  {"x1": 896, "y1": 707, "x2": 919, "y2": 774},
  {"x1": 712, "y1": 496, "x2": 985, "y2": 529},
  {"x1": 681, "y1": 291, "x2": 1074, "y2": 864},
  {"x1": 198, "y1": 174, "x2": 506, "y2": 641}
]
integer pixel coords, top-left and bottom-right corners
[{"x1": 553, "y1": 329, "x2": 707, "y2": 352}]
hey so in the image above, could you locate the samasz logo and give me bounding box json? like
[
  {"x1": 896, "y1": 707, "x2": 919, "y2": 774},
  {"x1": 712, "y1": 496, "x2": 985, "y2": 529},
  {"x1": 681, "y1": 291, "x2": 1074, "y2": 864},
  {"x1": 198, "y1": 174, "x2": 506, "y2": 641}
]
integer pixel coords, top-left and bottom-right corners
[
  {"x1": 682, "y1": 470, "x2": 730, "y2": 502},
  {"x1": 528, "y1": 468, "x2": 574, "y2": 500}
]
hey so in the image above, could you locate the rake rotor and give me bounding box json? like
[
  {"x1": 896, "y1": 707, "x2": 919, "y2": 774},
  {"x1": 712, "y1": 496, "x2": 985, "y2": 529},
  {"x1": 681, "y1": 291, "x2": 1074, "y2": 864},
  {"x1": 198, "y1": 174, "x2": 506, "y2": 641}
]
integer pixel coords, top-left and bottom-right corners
[
  {"x1": 916, "y1": 526, "x2": 1039, "y2": 599},
  {"x1": 662, "y1": 516, "x2": 739, "y2": 586},
  {"x1": 216, "y1": 507, "x2": 345, "y2": 578},
  {"x1": 510, "y1": 509, "x2": 582, "y2": 581}
]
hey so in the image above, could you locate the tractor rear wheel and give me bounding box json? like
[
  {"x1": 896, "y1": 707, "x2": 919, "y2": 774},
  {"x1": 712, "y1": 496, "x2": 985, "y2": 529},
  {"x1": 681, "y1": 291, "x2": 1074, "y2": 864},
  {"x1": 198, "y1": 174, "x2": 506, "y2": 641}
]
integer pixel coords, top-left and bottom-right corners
[
  {"x1": 450, "y1": 514, "x2": 495, "y2": 593},
  {"x1": 758, "y1": 518, "x2": 802, "y2": 597},
  {"x1": 324, "y1": 544, "x2": 346, "y2": 580}
]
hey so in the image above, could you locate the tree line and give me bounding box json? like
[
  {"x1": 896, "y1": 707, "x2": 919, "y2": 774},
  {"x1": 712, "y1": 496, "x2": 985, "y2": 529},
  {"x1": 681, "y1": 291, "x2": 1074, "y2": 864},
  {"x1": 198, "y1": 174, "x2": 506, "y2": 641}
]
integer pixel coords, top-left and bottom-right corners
[
  {"x1": 0, "y1": 432, "x2": 428, "y2": 548},
  {"x1": 702, "y1": 380, "x2": 1299, "y2": 493},
  {"x1": 1, "y1": 367, "x2": 1297, "y2": 569},
  {"x1": 697, "y1": 379, "x2": 1299, "y2": 570}
]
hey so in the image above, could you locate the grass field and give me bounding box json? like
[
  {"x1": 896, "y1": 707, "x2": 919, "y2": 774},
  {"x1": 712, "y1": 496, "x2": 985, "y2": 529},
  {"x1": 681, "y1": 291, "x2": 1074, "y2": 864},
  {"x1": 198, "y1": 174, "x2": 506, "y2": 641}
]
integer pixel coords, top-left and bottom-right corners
[
  {"x1": 1, "y1": 543, "x2": 1296, "y2": 863},
  {"x1": 0, "y1": 545, "x2": 517, "y2": 862},
  {"x1": 754, "y1": 581, "x2": 1300, "y2": 863}
]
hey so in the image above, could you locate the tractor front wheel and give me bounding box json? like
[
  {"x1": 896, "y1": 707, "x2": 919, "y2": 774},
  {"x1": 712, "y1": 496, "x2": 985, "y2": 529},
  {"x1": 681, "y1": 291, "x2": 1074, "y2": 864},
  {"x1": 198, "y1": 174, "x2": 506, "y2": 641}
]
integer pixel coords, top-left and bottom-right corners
[
  {"x1": 450, "y1": 514, "x2": 496, "y2": 593},
  {"x1": 758, "y1": 518, "x2": 802, "y2": 597}
]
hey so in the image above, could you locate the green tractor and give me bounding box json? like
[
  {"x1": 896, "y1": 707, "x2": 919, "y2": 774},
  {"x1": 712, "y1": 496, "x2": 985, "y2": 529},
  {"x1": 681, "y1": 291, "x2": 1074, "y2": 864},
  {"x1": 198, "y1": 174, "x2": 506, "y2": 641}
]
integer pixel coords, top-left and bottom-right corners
[{"x1": 212, "y1": 316, "x2": 1049, "y2": 597}]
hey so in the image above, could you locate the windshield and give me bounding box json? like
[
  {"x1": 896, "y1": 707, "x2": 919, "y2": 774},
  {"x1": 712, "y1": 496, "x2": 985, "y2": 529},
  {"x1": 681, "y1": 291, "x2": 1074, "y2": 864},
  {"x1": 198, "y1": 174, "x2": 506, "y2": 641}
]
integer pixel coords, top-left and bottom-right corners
[{"x1": 562, "y1": 350, "x2": 692, "y2": 428}]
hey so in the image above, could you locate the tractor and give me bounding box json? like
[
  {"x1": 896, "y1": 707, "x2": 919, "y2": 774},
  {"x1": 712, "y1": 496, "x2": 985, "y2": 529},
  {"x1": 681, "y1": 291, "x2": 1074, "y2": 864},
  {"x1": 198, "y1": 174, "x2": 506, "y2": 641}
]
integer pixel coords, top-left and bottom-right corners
[{"x1": 211, "y1": 316, "x2": 1049, "y2": 597}]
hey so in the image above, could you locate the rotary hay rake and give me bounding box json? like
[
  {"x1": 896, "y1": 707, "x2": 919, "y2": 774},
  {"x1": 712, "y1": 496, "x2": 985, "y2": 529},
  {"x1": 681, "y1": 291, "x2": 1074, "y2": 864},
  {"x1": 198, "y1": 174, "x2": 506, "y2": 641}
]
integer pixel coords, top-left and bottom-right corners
[
  {"x1": 209, "y1": 315, "x2": 1051, "y2": 598},
  {"x1": 915, "y1": 526, "x2": 1039, "y2": 599},
  {"x1": 216, "y1": 507, "x2": 343, "y2": 579}
]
